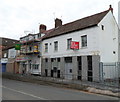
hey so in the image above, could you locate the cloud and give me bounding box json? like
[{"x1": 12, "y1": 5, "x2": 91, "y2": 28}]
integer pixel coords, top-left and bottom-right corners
[{"x1": 0, "y1": 0, "x2": 119, "y2": 40}]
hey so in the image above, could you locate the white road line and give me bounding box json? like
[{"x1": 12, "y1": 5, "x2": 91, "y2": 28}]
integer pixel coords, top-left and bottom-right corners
[{"x1": 2, "y1": 86, "x2": 47, "y2": 100}]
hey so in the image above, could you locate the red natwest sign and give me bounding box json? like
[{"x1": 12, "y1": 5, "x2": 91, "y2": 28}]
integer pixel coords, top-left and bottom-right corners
[{"x1": 70, "y1": 41, "x2": 79, "y2": 50}]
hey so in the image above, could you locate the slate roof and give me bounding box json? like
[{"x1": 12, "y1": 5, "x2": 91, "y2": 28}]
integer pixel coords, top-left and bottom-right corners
[
  {"x1": 0, "y1": 37, "x2": 19, "y2": 50},
  {"x1": 42, "y1": 10, "x2": 110, "y2": 40}
]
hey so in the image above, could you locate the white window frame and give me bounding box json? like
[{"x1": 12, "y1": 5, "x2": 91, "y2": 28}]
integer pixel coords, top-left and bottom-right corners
[
  {"x1": 81, "y1": 35, "x2": 87, "y2": 47},
  {"x1": 67, "y1": 38, "x2": 72, "y2": 49},
  {"x1": 54, "y1": 41, "x2": 58, "y2": 51},
  {"x1": 45, "y1": 43, "x2": 48, "y2": 53}
]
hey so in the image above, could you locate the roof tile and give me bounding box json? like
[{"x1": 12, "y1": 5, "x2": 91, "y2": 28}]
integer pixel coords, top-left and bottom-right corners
[{"x1": 42, "y1": 10, "x2": 109, "y2": 40}]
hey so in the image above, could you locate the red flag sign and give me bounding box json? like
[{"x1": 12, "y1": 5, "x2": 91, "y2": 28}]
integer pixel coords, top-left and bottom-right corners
[{"x1": 70, "y1": 41, "x2": 79, "y2": 50}]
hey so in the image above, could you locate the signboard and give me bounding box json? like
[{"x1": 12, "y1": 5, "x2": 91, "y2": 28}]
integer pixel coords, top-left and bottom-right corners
[
  {"x1": 1, "y1": 58, "x2": 8, "y2": 63},
  {"x1": 34, "y1": 45, "x2": 39, "y2": 52},
  {"x1": 15, "y1": 44, "x2": 21, "y2": 50},
  {"x1": 8, "y1": 48, "x2": 16, "y2": 58},
  {"x1": 16, "y1": 56, "x2": 29, "y2": 62},
  {"x1": 70, "y1": 41, "x2": 79, "y2": 50}
]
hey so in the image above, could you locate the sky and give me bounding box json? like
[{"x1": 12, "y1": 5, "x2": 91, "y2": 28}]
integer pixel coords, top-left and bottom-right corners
[{"x1": 0, "y1": 0, "x2": 120, "y2": 40}]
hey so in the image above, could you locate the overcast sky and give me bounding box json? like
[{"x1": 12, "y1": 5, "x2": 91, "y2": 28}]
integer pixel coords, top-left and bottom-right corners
[{"x1": 0, "y1": 0, "x2": 119, "y2": 40}]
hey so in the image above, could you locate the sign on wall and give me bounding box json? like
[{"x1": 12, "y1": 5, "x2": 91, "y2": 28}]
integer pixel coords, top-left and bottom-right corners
[
  {"x1": 70, "y1": 41, "x2": 79, "y2": 50},
  {"x1": 1, "y1": 58, "x2": 8, "y2": 63},
  {"x1": 16, "y1": 56, "x2": 29, "y2": 62},
  {"x1": 8, "y1": 48, "x2": 16, "y2": 58},
  {"x1": 15, "y1": 44, "x2": 21, "y2": 50}
]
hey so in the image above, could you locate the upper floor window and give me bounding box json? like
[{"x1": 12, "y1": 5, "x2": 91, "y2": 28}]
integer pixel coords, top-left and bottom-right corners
[
  {"x1": 67, "y1": 38, "x2": 72, "y2": 49},
  {"x1": 38, "y1": 34, "x2": 41, "y2": 38},
  {"x1": 45, "y1": 43, "x2": 48, "y2": 53},
  {"x1": 54, "y1": 41, "x2": 58, "y2": 51},
  {"x1": 29, "y1": 46, "x2": 32, "y2": 51},
  {"x1": 81, "y1": 35, "x2": 87, "y2": 47},
  {"x1": 101, "y1": 25, "x2": 104, "y2": 30},
  {"x1": 4, "y1": 53, "x2": 7, "y2": 58}
]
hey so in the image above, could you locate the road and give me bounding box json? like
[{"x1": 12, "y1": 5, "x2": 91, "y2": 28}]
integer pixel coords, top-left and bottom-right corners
[{"x1": 2, "y1": 78, "x2": 119, "y2": 100}]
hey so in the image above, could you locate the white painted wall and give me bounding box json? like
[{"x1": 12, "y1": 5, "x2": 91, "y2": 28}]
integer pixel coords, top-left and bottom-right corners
[
  {"x1": 98, "y1": 11, "x2": 119, "y2": 62},
  {"x1": 42, "y1": 11, "x2": 119, "y2": 63},
  {"x1": 42, "y1": 26, "x2": 100, "y2": 58}
]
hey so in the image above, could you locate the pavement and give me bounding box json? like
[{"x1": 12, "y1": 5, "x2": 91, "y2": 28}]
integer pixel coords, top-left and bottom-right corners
[
  {"x1": 2, "y1": 78, "x2": 119, "y2": 100},
  {"x1": 2, "y1": 73, "x2": 120, "y2": 99}
]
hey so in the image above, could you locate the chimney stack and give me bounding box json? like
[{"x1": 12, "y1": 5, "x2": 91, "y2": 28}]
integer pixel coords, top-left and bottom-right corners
[
  {"x1": 55, "y1": 18, "x2": 62, "y2": 28},
  {"x1": 39, "y1": 24, "x2": 47, "y2": 33},
  {"x1": 109, "y1": 5, "x2": 113, "y2": 13}
]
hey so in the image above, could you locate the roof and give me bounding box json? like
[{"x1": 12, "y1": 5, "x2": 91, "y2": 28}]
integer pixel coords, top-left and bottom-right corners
[
  {"x1": 2, "y1": 42, "x2": 20, "y2": 51},
  {"x1": 20, "y1": 34, "x2": 34, "y2": 39},
  {"x1": 0, "y1": 37, "x2": 19, "y2": 42},
  {"x1": 20, "y1": 39, "x2": 40, "y2": 44},
  {"x1": 0, "y1": 37, "x2": 19, "y2": 50},
  {"x1": 42, "y1": 10, "x2": 110, "y2": 40}
]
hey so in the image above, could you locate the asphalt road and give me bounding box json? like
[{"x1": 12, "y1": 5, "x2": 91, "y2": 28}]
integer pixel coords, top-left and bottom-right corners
[{"x1": 2, "y1": 78, "x2": 119, "y2": 100}]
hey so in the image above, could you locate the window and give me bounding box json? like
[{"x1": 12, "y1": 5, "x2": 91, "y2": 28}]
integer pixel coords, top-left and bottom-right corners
[
  {"x1": 33, "y1": 64, "x2": 39, "y2": 69},
  {"x1": 65, "y1": 57, "x2": 72, "y2": 63},
  {"x1": 81, "y1": 35, "x2": 87, "y2": 47},
  {"x1": 53, "y1": 67, "x2": 57, "y2": 72},
  {"x1": 45, "y1": 43, "x2": 48, "y2": 53},
  {"x1": 54, "y1": 41, "x2": 58, "y2": 51},
  {"x1": 51, "y1": 58, "x2": 56, "y2": 62},
  {"x1": 101, "y1": 25, "x2": 104, "y2": 30},
  {"x1": 4, "y1": 53, "x2": 7, "y2": 58},
  {"x1": 69, "y1": 69, "x2": 72, "y2": 73},
  {"x1": 29, "y1": 46, "x2": 32, "y2": 51},
  {"x1": 57, "y1": 58, "x2": 60, "y2": 62},
  {"x1": 67, "y1": 38, "x2": 72, "y2": 49},
  {"x1": 45, "y1": 58, "x2": 48, "y2": 62},
  {"x1": 87, "y1": 56, "x2": 93, "y2": 82}
]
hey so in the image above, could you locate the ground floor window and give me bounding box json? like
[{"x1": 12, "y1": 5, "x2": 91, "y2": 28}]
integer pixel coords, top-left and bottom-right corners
[
  {"x1": 45, "y1": 69, "x2": 48, "y2": 76},
  {"x1": 32, "y1": 64, "x2": 39, "y2": 69},
  {"x1": 64, "y1": 57, "x2": 72, "y2": 63},
  {"x1": 77, "y1": 56, "x2": 82, "y2": 80},
  {"x1": 87, "y1": 56, "x2": 93, "y2": 82}
]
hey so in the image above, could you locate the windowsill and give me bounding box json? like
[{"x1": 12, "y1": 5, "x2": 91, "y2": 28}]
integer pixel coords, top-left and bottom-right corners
[
  {"x1": 54, "y1": 51, "x2": 58, "y2": 52},
  {"x1": 66, "y1": 49, "x2": 71, "y2": 51},
  {"x1": 80, "y1": 46, "x2": 87, "y2": 49},
  {"x1": 44, "y1": 52, "x2": 48, "y2": 54}
]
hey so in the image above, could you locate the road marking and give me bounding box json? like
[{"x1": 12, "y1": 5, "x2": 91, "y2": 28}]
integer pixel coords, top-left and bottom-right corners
[{"x1": 2, "y1": 86, "x2": 47, "y2": 100}]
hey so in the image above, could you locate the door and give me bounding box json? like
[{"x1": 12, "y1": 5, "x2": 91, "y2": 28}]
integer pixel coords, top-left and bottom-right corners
[
  {"x1": 65, "y1": 63, "x2": 72, "y2": 80},
  {"x1": 2, "y1": 63, "x2": 6, "y2": 72}
]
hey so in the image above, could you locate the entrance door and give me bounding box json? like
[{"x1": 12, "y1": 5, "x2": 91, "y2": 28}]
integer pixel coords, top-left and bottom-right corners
[
  {"x1": 65, "y1": 63, "x2": 72, "y2": 80},
  {"x1": 2, "y1": 63, "x2": 6, "y2": 72}
]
